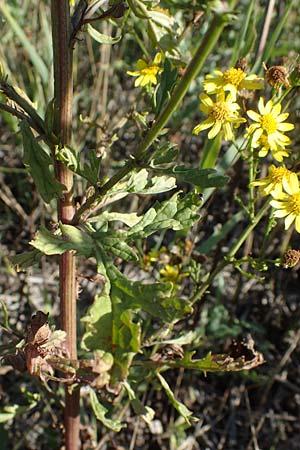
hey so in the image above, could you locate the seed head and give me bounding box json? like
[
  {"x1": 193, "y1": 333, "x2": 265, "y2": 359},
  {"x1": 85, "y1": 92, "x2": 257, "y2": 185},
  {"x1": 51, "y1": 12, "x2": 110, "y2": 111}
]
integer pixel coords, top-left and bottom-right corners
[
  {"x1": 263, "y1": 63, "x2": 291, "y2": 88},
  {"x1": 282, "y1": 249, "x2": 300, "y2": 268}
]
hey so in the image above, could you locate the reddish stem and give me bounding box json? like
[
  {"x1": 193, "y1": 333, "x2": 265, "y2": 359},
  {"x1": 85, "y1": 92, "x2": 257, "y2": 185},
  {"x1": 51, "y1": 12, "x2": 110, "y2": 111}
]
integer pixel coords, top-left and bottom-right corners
[{"x1": 51, "y1": 1, "x2": 80, "y2": 448}]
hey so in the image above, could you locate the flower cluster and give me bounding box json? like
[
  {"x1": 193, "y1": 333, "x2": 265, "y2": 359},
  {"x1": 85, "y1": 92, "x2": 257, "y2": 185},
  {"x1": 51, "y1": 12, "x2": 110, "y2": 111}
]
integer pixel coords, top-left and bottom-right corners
[
  {"x1": 193, "y1": 63, "x2": 299, "y2": 234},
  {"x1": 203, "y1": 67, "x2": 263, "y2": 100},
  {"x1": 246, "y1": 97, "x2": 294, "y2": 162},
  {"x1": 251, "y1": 165, "x2": 300, "y2": 233},
  {"x1": 193, "y1": 66, "x2": 264, "y2": 142},
  {"x1": 247, "y1": 89, "x2": 298, "y2": 234}
]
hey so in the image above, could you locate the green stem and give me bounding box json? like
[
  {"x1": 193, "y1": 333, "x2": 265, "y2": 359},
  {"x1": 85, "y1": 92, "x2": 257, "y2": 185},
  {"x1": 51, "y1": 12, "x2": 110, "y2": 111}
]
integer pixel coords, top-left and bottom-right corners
[
  {"x1": 191, "y1": 200, "x2": 271, "y2": 304},
  {"x1": 0, "y1": 81, "x2": 46, "y2": 134},
  {"x1": 248, "y1": 146, "x2": 257, "y2": 220},
  {"x1": 51, "y1": 2, "x2": 80, "y2": 449},
  {"x1": 73, "y1": 9, "x2": 235, "y2": 223}
]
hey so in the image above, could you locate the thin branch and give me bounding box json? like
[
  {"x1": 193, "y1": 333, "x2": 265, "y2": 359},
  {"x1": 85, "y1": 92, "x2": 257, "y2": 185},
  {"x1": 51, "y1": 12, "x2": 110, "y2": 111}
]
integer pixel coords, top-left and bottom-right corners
[{"x1": 0, "y1": 81, "x2": 46, "y2": 134}]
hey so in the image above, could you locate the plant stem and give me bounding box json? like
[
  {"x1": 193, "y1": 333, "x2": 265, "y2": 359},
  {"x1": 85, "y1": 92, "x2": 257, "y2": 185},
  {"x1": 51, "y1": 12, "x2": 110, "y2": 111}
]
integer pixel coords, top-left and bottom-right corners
[
  {"x1": 191, "y1": 200, "x2": 271, "y2": 304},
  {"x1": 72, "y1": 9, "x2": 234, "y2": 224},
  {"x1": 51, "y1": 2, "x2": 80, "y2": 449}
]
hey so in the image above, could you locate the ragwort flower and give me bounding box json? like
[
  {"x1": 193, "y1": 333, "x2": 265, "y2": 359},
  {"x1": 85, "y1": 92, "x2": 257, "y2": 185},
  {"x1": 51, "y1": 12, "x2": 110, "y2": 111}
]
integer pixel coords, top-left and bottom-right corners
[
  {"x1": 251, "y1": 165, "x2": 294, "y2": 196},
  {"x1": 255, "y1": 133, "x2": 291, "y2": 162},
  {"x1": 203, "y1": 67, "x2": 263, "y2": 99},
  {"x1": 159, "y1": 264, "x2": 188, "y2": 284},
  {"x1": 246, "y1": 98, "x2": 294, "y2": 153},
  {"x1": 193, "y1": 92, "x2": 246, "y2": 141},
  {"x1": 270, "y1": 172, "x2": 300, "y2": 232},
  {"x1": 127, "y1": 53, "x2": 163, "y2": 87}
]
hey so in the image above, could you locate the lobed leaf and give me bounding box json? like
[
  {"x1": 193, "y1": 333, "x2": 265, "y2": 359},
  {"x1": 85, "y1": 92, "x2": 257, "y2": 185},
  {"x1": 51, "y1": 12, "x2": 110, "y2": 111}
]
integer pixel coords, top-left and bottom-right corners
[
  {"x1": 128, "y1": 192, "x2": 201, "y2": 239},
  {"x1": 111, "y1": 168, "x2": 177, "y2": 196},
  {"x1": 30, "y1": 224, "x2": 94, "y2": 257},
  {"x1": 20, "y1": 121, "x2": 64, "y2": 203},
  {"x1": 165, "y1": 344, "x2": 265, "y2": 373},
  {"x1": 89, "y1": 389, "x2": 125, "y2": 432},
  {"x1": 150, "y1": 142, "x2": 179, "y2": 167},
  {"x1": 171, "y1": 166, "x2": 229, "y2": 188}
]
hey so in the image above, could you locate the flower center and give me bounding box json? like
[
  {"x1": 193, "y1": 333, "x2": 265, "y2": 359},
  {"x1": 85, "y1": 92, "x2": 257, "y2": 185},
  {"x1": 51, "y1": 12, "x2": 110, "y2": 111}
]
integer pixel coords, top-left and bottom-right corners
[
  {"x1": 269, "y1": 166, "x2": 291, "y2": 183},
  {"x1": 141, "y1": 65, "x2": 160, "y2": 77},
  {"x1": 211, "y1": 102, "x2": 230, "y2": 121},
  {"x1": 260, "y1": 113, "x2": 278, "y2": 134},
  {"x1": 223, "y1": 68, "x2": 246, "y2": 88},
  {"x1": 289, "y1": 193, "x2": 300, "y2": 215}
]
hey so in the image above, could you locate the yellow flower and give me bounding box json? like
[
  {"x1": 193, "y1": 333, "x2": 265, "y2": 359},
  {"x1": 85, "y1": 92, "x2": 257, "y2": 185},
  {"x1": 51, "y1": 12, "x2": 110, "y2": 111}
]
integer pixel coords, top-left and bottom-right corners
[
  {"x1": 193, "y1": 92, "x2": 246, "y2": 141},
  {"x1": 159, "y1": 264, "x2": 188, "y2": 284},
  {"x1": 270, "y1": 172, "x2": 300, "y2": 232},
  {"x1": 203, "y1": 68, "x2": 263, "y2": 99},
  {"x1": 255, "y1": 133, "x2": 291, "y2": 162},
  {"x1": 127, "y1": 53, "x2": 163, "y2": 87},
  {"x1": 246, "y1": 98, "x2": 294, "y2": 152},
  {"x1": 251, "y1": 165, "x2": 294, "y2": 196}
]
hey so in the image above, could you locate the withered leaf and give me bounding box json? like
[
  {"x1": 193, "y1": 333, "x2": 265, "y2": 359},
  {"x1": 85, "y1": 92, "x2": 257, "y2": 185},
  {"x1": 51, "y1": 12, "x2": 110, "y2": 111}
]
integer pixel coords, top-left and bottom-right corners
[{"x1": 26, "y1": 311, "x2": 51, "y2": 345}]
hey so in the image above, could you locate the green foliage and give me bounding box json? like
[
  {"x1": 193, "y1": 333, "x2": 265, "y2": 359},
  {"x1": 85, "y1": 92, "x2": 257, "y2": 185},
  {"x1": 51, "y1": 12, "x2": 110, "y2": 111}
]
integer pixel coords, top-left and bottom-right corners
[
  {"x1": 0, "y1": 390, "x2": 40, "y2": 423},
  {"x1": 21, "y1": 121, "x2": 64, "y2": 203},
  {"x1": 81, "y1": 255, "x2": 190, "y2": 383},
  {"x1": 156, "y1": 373, "x2": 197, "y2": 425},
  {"x1": 3, "y1": 0, "x2": 297, "y2": 447},
  {"x1": 89, "y1": 388, "x2": 125, "y2": 431}
]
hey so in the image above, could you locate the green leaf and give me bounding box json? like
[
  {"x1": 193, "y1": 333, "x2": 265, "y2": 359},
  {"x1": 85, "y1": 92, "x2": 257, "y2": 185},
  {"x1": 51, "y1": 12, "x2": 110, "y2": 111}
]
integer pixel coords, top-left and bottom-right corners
[
  {"x1": 89, "y1": 211, "x2": 140, "y2": 227},
  {"x1": 30, "y1": 227, "x2": 72, "y2": 255},
  {"x1": 81, "y1": 150, "x2": 102, "y2": 184},
  {"x1": 146, "y1": 7, "x2": 175, "y2": 42},
  {"x1": 100, "y1": 234, "x2": 138, "y2": 261},
  {"x1": 20, "y1": 121, "x2": 64, "y2": 203},
  {"x1": 156, "y1": 373, "x2": 198, "y2": 425},
  {"x1": 155, "y1": 59, "x2": 178, "y2": 115},
  {"x1": 142, "y1": 175, "x2": 176, "y2": 194},
  {"x1": 55, "y1": 145, "x2": 79, "y2": 172},
  {"x1": 82, "y1": 252, "x2": 142, "y2": 382},
  {"x1": 89, "y1": 389, "x2": 125, "y2": 432},
  {"x1": 60, "y1": 223, "x2": 94, "y2": 257},
  {"x1": 147, "y1": 8, "x2": 175, "y2": 30},
  {"x1": 126, "y1": 0, "x2": 149, "y2": 18},
  {"x1": 30, "y1": 225, "x2": 94, "y2": 257},
  {"x1": 81, "y1": 254, "x2": 113, "y2": 352},
  {"x1": 171, "y1": 166, "x2": 228, "y2": 189},
  {"x1": 111, "y1": 168, "x2": 176, "y2": 196},
  {"x1": 150, "y1": 142, "x2": 179, "y2": 167},
  {"x1": 107, "y1": 264, "x2": 192, "y2": 322},
  {"x1": 123, "y1": 381, "x2": 155, "y2": 425},
  {"x1": 87, "y1": 24, "x2": 121, "y2": 44},
  {"x1": 0, "y1": 394, "x2": 39, "y2": 423},
  {"x1": 127, "y1": 192, "x2": 201, "y2": 239},
  {"x1": 82, "y1": 256, "x2": 190, "y2": 383},
  {"x1": 10, "y1": 249, "x2": 42, "y2": 270}
]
